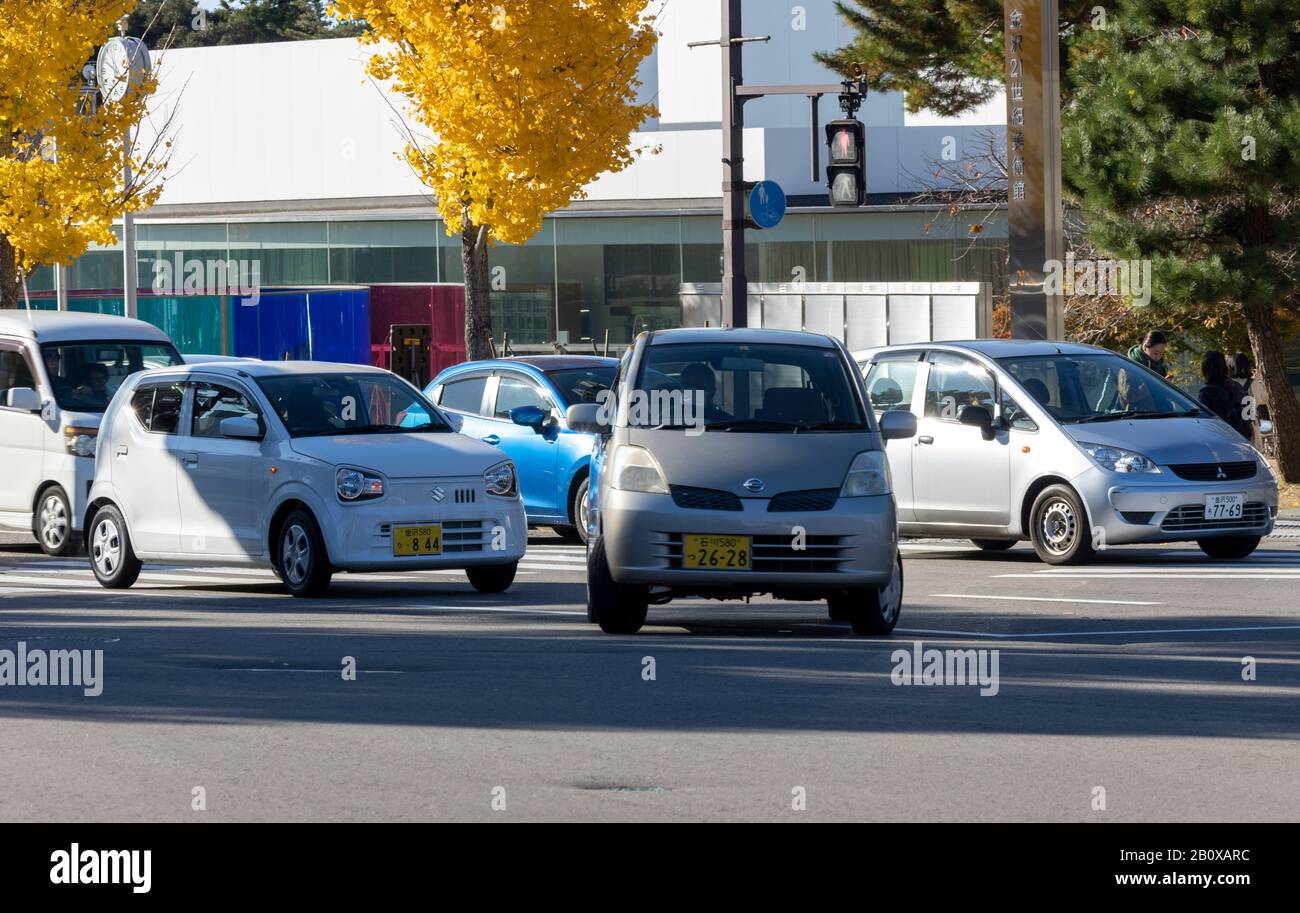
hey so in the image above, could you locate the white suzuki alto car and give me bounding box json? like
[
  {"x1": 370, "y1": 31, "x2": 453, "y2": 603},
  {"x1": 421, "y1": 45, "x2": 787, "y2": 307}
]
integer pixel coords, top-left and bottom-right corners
[{"x1": 84, "y1": 361, "x2": 526, "y2": 596}]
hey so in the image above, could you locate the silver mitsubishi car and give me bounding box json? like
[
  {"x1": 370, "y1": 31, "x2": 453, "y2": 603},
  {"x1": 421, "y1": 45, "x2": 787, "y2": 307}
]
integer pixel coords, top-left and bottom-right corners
[
  {"x1": 856, "y1": 340, "x2": 1280, "y2": 564},
  {"x1": 568, "y1": 327, "x2": 916, "y2": 635}
]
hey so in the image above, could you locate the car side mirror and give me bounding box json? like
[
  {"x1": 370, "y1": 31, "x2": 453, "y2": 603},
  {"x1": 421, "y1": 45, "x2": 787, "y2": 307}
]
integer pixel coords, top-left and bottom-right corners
[
  {"x1": 878, "y1": 409, "x2": 917, "y2": 441},
  {"x1": 220, "y1": 416, "x2": 263, "y2": 441},
  {"x1": 509, "y1": 404, "x2": 547, "y2": 432},
  {"x1": 5, "y1": 387, "x2": 42, "y2": 413},
  {"x1": 959, "y1": 405, "x2": 996, "y2": 440},
  {"x1": 567, "y1": 402, "x2": 610, "y2": 435}
]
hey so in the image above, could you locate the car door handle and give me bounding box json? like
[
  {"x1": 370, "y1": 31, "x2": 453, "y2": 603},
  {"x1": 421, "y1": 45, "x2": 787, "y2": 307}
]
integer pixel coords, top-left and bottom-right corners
[
  {"x1": 115, "y1": 445, "x2": 128, "y2": 458},
  {"x1": 481, "y1": 435, "x2": 500, "y2": 445},
  {"x1": 183, "y1": 452, "x2": 199, "y2": 466},
  {"x1": 917, "y1": 435, "x2": 934, "y2": 445}
]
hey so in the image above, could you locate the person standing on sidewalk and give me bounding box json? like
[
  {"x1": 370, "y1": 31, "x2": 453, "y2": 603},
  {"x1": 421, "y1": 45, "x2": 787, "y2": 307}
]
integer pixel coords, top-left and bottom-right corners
[{"x1": 1127, "y1": 330, "x2": 1169, "y2": 378}]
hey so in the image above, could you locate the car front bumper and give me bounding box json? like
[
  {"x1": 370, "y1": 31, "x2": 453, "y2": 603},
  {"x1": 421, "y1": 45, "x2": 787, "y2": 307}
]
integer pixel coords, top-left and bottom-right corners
[
  {"x1": 599, "y1": 489, "x2": 898, "y2": 591},
  {"x1": 1075, "y1": 468, "x2": 1279, "y2": 546}
]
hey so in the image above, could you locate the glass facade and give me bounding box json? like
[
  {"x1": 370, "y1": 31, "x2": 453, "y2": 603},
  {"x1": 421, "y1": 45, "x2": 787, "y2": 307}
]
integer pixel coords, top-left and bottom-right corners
[{"x1": 28, "y1": 210, "x2": 1007, "y2": 348}]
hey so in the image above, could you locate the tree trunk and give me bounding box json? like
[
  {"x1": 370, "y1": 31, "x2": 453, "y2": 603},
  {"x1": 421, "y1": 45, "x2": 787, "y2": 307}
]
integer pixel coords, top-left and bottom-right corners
[
  {"x1": 461, "y1": 220, "x2": 493, "y2": 361},
  {"x1": 0, "y1": 234, "x2": 18, "y2": 310},
  {"x1": 1243, "y1": 299, "x2": 1300, "y2": 482}
]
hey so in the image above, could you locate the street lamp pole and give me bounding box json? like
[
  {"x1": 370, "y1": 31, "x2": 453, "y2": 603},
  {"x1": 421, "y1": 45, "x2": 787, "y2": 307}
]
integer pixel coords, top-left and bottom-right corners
[{"x1": 719, "y1": 0, "x2": 747, "y2": 329}]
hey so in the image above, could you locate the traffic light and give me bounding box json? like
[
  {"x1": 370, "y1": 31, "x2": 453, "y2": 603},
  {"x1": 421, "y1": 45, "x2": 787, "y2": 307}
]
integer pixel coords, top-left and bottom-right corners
[{"x1": 825, "y1": 119, "x2": 865, "y2": 207}]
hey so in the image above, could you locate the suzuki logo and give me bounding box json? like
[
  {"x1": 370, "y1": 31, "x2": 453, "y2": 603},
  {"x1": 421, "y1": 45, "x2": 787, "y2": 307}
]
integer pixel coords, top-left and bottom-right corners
[
  {"x1": 1216, "y1": 466, "x2": 1227, "y2": 480},
  {"x1": 743, "y1": 478, "x2": 765, "y2": 493},
  {"x1": 431, "y1": 486, "x2": 446, "y2": 502}
]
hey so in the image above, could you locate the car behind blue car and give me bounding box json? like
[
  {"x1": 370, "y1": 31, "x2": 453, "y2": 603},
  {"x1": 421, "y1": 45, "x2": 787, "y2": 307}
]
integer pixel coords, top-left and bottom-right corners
[{"x1": 427, "y1": 356, "x2": 617, "y2": 542}]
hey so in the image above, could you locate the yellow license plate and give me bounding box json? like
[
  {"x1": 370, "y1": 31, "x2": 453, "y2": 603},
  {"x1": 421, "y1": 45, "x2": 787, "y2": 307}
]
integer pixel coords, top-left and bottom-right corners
[
  {"x1": 683, "y1": 534, "x2": 751, "y2": 570},
  {"x1": 393, "y1": 524, "x2": 442, "y2": 557}
]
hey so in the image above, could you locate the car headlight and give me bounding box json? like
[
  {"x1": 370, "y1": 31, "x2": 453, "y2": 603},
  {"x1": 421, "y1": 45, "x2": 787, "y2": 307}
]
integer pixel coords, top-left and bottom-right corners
[
  {"x1": 610, "y1": 445, "x2": 668, "y2": 494},
  {"x1": 1079, "y1": 441, "x2": 1161, "y2": 474},
  {"x1": 337, "y1": 467, "x2": 385, "y2": 501},
  {"x1": 64, "y1": 425, "x2": 98, "y2": 458},
  {"x1": 840, "y1": 450, "x2": 892, "y2": 497},
  {"x1": 484, "y1": 460, "x2": 518, "y2": 497}
]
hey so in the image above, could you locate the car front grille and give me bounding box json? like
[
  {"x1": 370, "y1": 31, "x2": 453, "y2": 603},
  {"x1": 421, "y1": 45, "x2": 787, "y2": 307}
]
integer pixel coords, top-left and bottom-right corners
[
  {"x1": 378, "y1": 519, "x2": 486, "y2": 551},
  {"x1": 670, "y1": 486, "x2": 743, "y2": 511},
  {"x1": 656, "y1": 532, "x2": 849, "y2": 573},
  {"x1": 1167, "y1": 461, "x2": 1257, "y2": 482},
  {"x1": 767, "y1": 488, "x2": 838, "y2": 512},
  {"x1": 1160, "y1": 502, "x2": 1269, "y2": 532}
]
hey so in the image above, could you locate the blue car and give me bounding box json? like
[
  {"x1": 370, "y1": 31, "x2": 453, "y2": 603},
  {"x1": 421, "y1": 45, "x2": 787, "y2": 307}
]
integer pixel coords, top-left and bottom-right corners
[{"x1": 427, "y1": 356, "x2": 618, "y2": 543}]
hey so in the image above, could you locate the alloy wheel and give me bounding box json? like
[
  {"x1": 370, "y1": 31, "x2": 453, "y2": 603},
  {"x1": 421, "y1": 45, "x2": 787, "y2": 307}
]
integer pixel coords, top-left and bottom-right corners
[
  {"x1": 40, "y1": 495, "x2": 68, "y2": 551},
  {"x1": 281, "y1": 523, "x2": 311, "y2": 586}
]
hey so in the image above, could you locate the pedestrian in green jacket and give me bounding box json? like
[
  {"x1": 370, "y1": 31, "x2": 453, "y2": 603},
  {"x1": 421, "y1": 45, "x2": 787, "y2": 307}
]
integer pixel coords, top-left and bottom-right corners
[{"x1": 1127, "y1": 331, "x2": 1169, "y2": 378}]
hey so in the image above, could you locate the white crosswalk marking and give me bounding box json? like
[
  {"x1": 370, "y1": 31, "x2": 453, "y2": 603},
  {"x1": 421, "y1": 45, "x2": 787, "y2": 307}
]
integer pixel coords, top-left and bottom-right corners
[{"x1": 0, "y1": 545, "x2": 590, "y2": 596}]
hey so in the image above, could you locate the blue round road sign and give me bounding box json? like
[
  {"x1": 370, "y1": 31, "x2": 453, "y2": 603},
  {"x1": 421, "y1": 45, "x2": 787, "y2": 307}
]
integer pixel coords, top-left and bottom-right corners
[{"x1": 748, "y1": 180, "x2": 786, "y2": 229}]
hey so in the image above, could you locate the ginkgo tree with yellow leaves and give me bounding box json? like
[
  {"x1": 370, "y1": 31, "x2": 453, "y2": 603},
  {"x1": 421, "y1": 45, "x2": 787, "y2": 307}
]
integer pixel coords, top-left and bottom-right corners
[
  {"x1": 0, "y1": 0, "x2": 167, "y2": 310},
  {"x1": 330, "y1": 0, "x2": 659, "y2": 359}
]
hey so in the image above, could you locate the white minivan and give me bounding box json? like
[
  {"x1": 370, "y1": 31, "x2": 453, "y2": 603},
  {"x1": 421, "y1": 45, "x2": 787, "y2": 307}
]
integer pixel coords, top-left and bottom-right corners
[{"x1": 0, "y1": 311, "x2": 183, "y2": 555}]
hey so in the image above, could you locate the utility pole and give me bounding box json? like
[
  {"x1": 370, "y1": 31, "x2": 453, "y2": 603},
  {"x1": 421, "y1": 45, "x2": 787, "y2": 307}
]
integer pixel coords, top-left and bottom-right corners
[{"x1": 691, "y1": 2, "x2": 858, "y2": 328}]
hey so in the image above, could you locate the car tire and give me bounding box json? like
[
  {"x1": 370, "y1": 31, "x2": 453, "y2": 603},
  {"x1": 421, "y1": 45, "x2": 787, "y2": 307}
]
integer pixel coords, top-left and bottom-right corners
[
  {"x1": 35, "y1": 485, "x2": 77, "y2": 557},
  {"x1": 1197, "y1": 536, "x2": 1261, "y2": 560},
  {"x1": 971, "y1": 538, "x2": 1016, "y2": 552},
  {"x1": 467, "y1": 562, "x2": 518, "y2": 593},
  {"x1": 587, "y1": 538, "x2": 648, "y2": 634},
  {"x1": 1028, "y1": 484, "x2": 1096, "y2": 565},
  {"x1": 88, "y1": 504, "x2": 142, "y2": 589},
  {"x1": 828, "y1": 552, "x2": 903, "y2": 636},
  {"x1": 551, "y1": 477, "x2": 591, "y2": 545},
  {"x1": 276, "y1": 509, "x2": 332, "y2": 597}
]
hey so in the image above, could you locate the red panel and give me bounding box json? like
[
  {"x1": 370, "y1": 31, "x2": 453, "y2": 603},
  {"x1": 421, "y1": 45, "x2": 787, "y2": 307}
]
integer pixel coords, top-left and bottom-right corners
[{"x1": 368, "y1": 284, "x2": 467, "y2": 379}]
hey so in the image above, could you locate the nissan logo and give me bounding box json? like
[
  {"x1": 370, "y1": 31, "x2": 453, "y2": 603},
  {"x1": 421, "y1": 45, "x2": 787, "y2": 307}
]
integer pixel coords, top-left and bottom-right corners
[{"x1": 743, "y1": 478, "x2": 765, "y2": 493}]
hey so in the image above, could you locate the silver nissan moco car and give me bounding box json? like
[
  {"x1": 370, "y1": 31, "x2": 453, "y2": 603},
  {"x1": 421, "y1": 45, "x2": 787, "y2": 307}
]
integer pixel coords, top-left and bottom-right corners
[{"x1": 567, "y1": 327, "x2": 916, "y2": 636}]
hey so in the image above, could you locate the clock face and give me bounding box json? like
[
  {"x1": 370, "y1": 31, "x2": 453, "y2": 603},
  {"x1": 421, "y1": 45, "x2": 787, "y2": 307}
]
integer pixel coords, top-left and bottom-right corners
[{"x1": 97, "y1": 38, "x2": 148, "y2": 103}]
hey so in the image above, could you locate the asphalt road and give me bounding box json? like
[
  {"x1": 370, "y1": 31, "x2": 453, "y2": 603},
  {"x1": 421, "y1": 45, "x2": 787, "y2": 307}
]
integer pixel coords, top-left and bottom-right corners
[{"x1": 1, "y1": 527, "x2": 1298, "y2": 822}]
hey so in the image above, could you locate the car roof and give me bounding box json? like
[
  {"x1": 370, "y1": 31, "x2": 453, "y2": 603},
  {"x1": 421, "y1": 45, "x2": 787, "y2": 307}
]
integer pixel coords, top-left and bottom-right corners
[
  {"x1": 854, "y1": 339, "x2": 1108, "y2": 361},
  {"x1": 0, "y1": 310, "x2": 174, "y2": 345},
  {"x1": 647, "y1": 327, "x2": 838, "y2": 348},
  {"x1": 450, "y1": 355, "x2": 618, "y2": 373},
  {"x1": 135, "y1": 360, "x2": 393, "y2": 381}
]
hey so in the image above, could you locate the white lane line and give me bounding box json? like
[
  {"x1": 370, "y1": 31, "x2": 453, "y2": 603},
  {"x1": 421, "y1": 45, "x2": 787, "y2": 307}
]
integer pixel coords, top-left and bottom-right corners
[
  {"x1": 897, "y1": 624, "x2": 1300, "y2": 640},
  {"x1": 1017, "y1": 565, "x2": 1300, "y2": 574},
  {"x1": 992, "y1": 573, "x2": 1300, "y2": 580},
  {"x1": 392, "y1": 603, "x2": 586, "y2": 617},
  {"x1": 930, "y1": 593, "x2": 1162, "y2": 606}
]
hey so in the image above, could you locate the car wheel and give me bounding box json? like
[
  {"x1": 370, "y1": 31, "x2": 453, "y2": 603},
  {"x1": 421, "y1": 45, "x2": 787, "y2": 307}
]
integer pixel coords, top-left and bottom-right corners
[
  {"x1": 587, "y1": 538, "x2": 648, "y2": 634},
  {"x1": 35, "y1": 486, "x2": 76, "y2": 557},
  {"x1": 551, "y1": 477, "x2": 591, "y2": 545},
  {"x1": 827, "y1": 552, "x2": 903, "y2": 635},
  {"x1": 1029, "y1": 485, "x2": 1095, "y2": 565},
  {"x1": 276, "y1": 509, "x2": 332, "y2": 597},
  {"x1": 89, "y1": 504, "x2": 142, "y2": 589},
  {"x1": 1197, "y1": 536, "x2": 1261, "y2": 560},
  {"x1": 467, "y1": 562, "x2": 518, "y2": 593},
  {"x1": 971, "y1": 538, "x2": 1016, "y2": 552}
]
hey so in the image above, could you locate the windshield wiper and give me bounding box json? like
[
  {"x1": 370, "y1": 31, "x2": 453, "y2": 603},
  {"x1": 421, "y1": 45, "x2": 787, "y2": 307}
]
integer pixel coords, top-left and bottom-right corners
[
  {"x1": 1069, "y1": 410, "x2": 1181, "y2": 424},
  {"x1": 294, "y1": 422, "x2": 446, "y2": 437},
  {"x1": 706, "y1": 419, "x2": 802, "y2": 432},
  {"x1": 797, "y1": 421, "x2": 870, "y2": 432}
]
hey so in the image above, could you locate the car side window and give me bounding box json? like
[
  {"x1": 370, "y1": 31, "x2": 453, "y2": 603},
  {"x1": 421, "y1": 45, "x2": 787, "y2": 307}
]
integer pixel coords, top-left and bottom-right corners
[
  {"x1": 864, "y1": 358, "x2": 920, "y2": 412},
  {"x1": 131, "y1": 382, "x2": 185, "y2": 434},
  {"x1": 0, "y1": 348, "x2": 36, "y2": 402},
  {"x1": 438, "y1": 375, "x2": 488, "y2": 414},
  {"x1": 494, "y1": 375, "x2": 550, "y2": 419},
  {"x1": 924, "y1": 354, "x2": 995, "y2": 422},
  {"x1": 1000, "y1": 389, "x2": 1039, "y2": 432},
  {"x1": 192, "y1": 383, "x2": 260, "y2": 438}
]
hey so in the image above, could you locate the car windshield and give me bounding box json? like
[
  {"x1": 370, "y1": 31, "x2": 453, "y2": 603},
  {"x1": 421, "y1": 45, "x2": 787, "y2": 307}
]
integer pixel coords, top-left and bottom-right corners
[
  {"x1": 40, "y1": 341, "x2": 184, "y2": 414},
  {"x1": 256, "y1": 372, "x2": 450, "y2": 438},
  {"x1": 633, "y1": 341, "x2": 867, "y2": 431},
  {"x1": 997, "y1": 353, "x2": 1204, "y2": 423},
  {"x1": 545, "y1": 366, "x2": 616, "y2": 406}
]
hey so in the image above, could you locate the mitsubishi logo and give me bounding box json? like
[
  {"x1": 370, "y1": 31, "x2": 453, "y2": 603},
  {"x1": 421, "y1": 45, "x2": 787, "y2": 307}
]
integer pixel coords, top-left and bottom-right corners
[
  {"x1": 431, "y1": 486, "x2": 446, "y2": 502},
  {"x1": 743, "y1": 478, "x2": 765, "y2": 493},
  {"x1": 1215, "y1": 466, "x2": 1227, "y2": 480}
]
